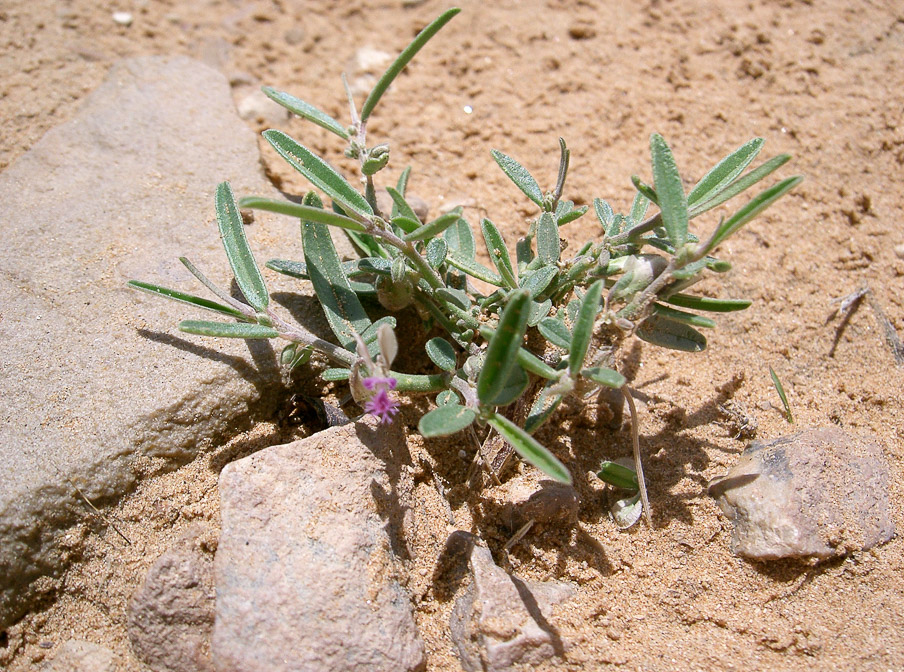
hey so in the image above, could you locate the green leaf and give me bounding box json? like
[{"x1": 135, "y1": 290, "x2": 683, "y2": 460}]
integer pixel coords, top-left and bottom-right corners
[
  {"x1": 477, "y1": 289, "x2": 531, "y2": 405},
  {"x1": 636, "y1": 314, "x2": 707, "y2": 352},
  {"x1": 527, "y1": 298, "x2": 552, "y2": 327},
  {"x1": 426, "y1": 337, "x2": 457, "y2": 371},
  {"x1": 581, "y1": 366, "x2": 626, "y2": 389},
  {"x1": 629, "y1": 191, "x2": 651, "y2": 226},
  {"x1": 488, "y1": 365, "x2": 529, "y2": 406},
  {"x1": 216, "y1": 182, "x2": 269, "y2": 312},
  {"x1": 519, "y1": 265, "x2": 558, "y2": 299},
  {"x1": 594, "y1": 198, "x2": 615, "y2": 234},
  {"x1": 538, "y1": 317, "x2": 571, "y2": 350},
  {"x1": 688, "y1": 137, "x2": 763, "y2": 206},
  {"x1": 649, "y1": 134, "x2": 689, "y2": 249},
  {"x1": 536, "y1": 212, "x2": 560, "y2": 264},
  {"x1": 302, "y1": 197, "x2": 372, "y2": 350},
  {"x1": 490, "y1": 149, "x2": 544, "y2": 206},
  {"x1": 662, "y1": 293, "x2": 751, "y2": 313},
  {"x1": 769, "y1": 366, "x2": 794, "y2": 424},
  {"x1": 446, "y1": 253, "x2": 504, "y2": 286},
  {"x1": 426, "y1": 238, "x2": 447, "y2": 269},
  {"x1": 385, "y1": 186, "x2": 422, "y2": 224},
  {"x1": 403, "y1": 211, "x2": 461, "y2": 241},
  {"x1": 436, "y1": 287, "x2": 471, "y2": 311},
  {"x1": 631, "y1": 175, "x2": 659, "y2": 206},
  {"x1": 127, "y1": 280, "x2": 247, "y2": 319},
  {"x1": 487, "y1": 413, "x2": 572, "y2": 484},
  {"x1": 569, "y1": 280, "x2": 603, "y2": 375},
  {"x1": 700, "y1": 176, "x2": 803, "y2": 254},
  {"x1": 477, "y1": 325, "x2": 558, "y2": 380},
  {"x1": 390, "y1": 215, "x2": 420, "y2": 234},
  {"x1": 689, "y1": 154, "x2": 792, "y2": 217},
  {"x1": 418, "y1": 403, "x2": 477, "y2": 437},
  {"x1": 597, "y1": 461, "x2": 639, "y2": 490},
  {"x1": 481, "y1": 218, "x2": 517, "y2": 289},
  {"x1": 239, "y1": 196, "x2": 366, "y2": 232},
  {"x1": 443, "y1": 216, "x2": 476, "y2": 259},
  {"x1": 322, "y1": 368, "x2": 351, "y2": 381},
  {"x1": 179, "y1": 320, "x2": 278, "y2": 339},
  {"x1": 261, "y1": 87, "x2": 349, "y2": 139},
  {"x1": 555, "y1": 201, "x2": 588, "y2": 226},
  {"x1": 652, "y1": 304, "x2": 716, "y2": 329},
  {"x1": 262, "y1": 130, "x2": 373, "y2": 218},
  {"x1": 360, "y1": 7, "x2": 461, "y2": 122},
  {"x1": 524, "y1": 383, "x2": 564, "y2": 434},
  {"x1": 436, "y1": 389, "x2": 459, "y2": 406}
]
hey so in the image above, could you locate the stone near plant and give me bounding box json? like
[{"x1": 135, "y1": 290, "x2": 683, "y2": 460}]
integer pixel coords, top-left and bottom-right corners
[
  {"x1": 450, "y1": 538, "x2": 574, "y2": 671},
  {"x1": 481, "y1": 475, "x2": 580, "y2": 531},
  {"x1": 45, "y1": 640, "x2": 117, "y2": 672},
  {"x1": 127, "y1": 526, "x2": 215, "y2": 672},
  {"x1": 212, "y1": 416, "x2": 425, "y2": 672},
  {"x1": 709, "y1": 426, "x2": 895, "y2": 560}
]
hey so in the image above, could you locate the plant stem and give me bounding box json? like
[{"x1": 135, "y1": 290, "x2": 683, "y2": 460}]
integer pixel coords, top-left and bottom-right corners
[
  {"x1": 623, "y1": 386, "x2": 653, "y2": 528},
  {"x1": 606, "y1": 212, "x2": 662, "y2": 246}
]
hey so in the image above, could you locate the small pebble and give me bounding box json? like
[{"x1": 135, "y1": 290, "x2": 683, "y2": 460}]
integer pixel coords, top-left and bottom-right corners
[
  {"x1": 894, "y1": 243, "x2": 904, "y2": 260},
  {"x1": 112, "y1": 11, "x2": 133, "y2": 26}
]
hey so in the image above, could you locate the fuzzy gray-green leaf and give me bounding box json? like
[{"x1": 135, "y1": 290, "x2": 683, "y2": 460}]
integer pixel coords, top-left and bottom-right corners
[
  {"x1": 491, "y1": 149, "x2": 544, "y2": 206},
  {"x1": 443, "y1": 216, "x2": 476, "y2": 260},
  {"x1": 524, "y1": 383, "x2": 564, "y2": 434},
  {"x1": 689, "y1": 153, "x2": 792, "y2": 217},
  {"x1": 649, "y1": 134, "x2": 689, "y2": 249},
  {"x1": 262, "y1": 87, "x2": 349, "y2": 139},
  {"x1": 488, "y1": 413, "x2": 571, "y2": 484},
  {"x1": 652, "y1": 304, "x2": 716, "y2": 329},
  {"x1": 263, "y1": 130, "x2": 373, "y2": 217},
  {"x1": 662, "y1": 293, "x2": 751, "y2": 313},
  {"x1": 239, "y1": 196, "x2": 367, "y2": 232},
  {"x1": 538, "y1": 317, "x2": 571, "y2": 350},
  {"x1": 481, "y1": 218, "x2": 517, "y2": 289},
  {"x1": 216, "y1": 182, "x2": 269, "y2": 312},
  {"x1": 636, "y1": 314, "x2": 706, "y2": 352},
  {"x1": 569, "y1": 280, "x2": 603, "y2": 375},
  {"x1": 179, "y1": 320, "x2": 277, "y2": 339},
  {"x1": 426, "y1": 337, "x2": 457, "y2": 371},
  {"x1": 386, "y1": 186, "x2": 422, "y2": 224},
  {"x1": 581, "y1": 366, "x2": 626, "y2": 389},
  {"x1": 403, "y1": 211, "x2": 461, "y2": 241},
  {"x1": 426, "y1": 238, "x2": 448, "y2": 269},
  {"x1": 537, "y1": 212, "x2": 560, "y2": 264},
  {"x1": 477, "y1": 289, "x2": 530, "y2": 405},
  {"x1": 520, "y1": 265, "x2": 558, "y2": 299},
  {"x1": 688, "y1": 137, "x2": 763, "y2": 207},
  {"x1": 418, "y1": 403, "x2": 477, "y2": 437},
  {"x1": 128, "y1": 281, "x2": 247, "y2": 320},
  {"x1": 597, "y1": 461, "x2": 639, "y2": 490}
]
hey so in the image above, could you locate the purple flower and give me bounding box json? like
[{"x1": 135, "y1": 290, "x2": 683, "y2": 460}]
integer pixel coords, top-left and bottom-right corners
[{"x1": 362, "y1": 376, "x2": 399, "y2": 423}]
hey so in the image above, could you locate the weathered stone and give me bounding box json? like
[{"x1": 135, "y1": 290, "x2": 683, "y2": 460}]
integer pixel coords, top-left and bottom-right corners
[
  {"x1": 0, "y1": 55, "x2": 317, "y2": 628},
  {"x1": 44, "y1": 640, "x2": 117, "y2": 672},
  {"x1": 212, "y1": 417, "x2": 425, "y2": 672},
  {"x1": 127, "y1": 526, "x2": 215, "y2": 672},
  {"x1": 709, "y1": 426, "x2": 895, "y2": 559},
  {"x1": 346, "y1": 47, "x2": 393, "y2": 96},
  {"x1": 236, "y1": 87, "x2": 291, "y2": 126},
  {"x1": 482, "y1": 476, "x2": 580, "y2": 531},
  {"x1": 451, "y1": 539, "x2": 574, "y2": 671}
]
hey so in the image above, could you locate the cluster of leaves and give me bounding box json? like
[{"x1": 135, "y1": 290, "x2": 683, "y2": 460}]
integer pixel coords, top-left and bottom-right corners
[{"x1": 129, "y1": 8, "x2": 800, "y2": 510}]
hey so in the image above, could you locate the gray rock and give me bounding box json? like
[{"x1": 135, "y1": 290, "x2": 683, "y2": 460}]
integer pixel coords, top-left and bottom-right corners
[
  {"x1": 709, "y1": 426, "x2": 895, "y2": 559},
  {"x1": 236, "y1": 87, "x2": 291, "y2": 126},
  {"x1": 451, "y1": 539, "x2": 574, "y2": 671},
  {"x1": 346, "y1": 47, "x2": 393, "y2": 97},
  {"x1": 482, "y1": 476, "x2": 580, "y2": 531},
  {"x1": 127, "y1": 526, "x2": 215, "y2": 672},
  {"x1": 212, "y1": 417, "x2": 425, "y2": 672},
  {"x1": 0, "y1": 55, "x2": 303, "y2": 628},
  {"x1": 44, "y1": 640, "x2": 117, "y2": 672}
]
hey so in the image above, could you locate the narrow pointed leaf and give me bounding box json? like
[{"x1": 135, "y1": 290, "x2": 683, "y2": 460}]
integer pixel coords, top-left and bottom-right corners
[
  {"x1": 443, "y1": 216, "x2": 476, "y2": 259},
  {"x1": 524, "y1": 383, "x2": 564, "y2": 434},
  {"x1": 488, "y1": 413, "x2": 572, "y2": 484},
  {"x1": 594, "y1": 198, "x2": 615, "y2": 232},
  {"x1": 360, "y1": 7, "x2": 461, "y2": 122},
  {"x1": 688, "y1": 137, "x2": 763, "y2": 206},
  {"x1": 662, "y1": 293, "x2": 751, "y2": 313},
  {"x1": 636, "y1": 314, "x2": 706, "y2": 352},
  {"x1": 128, "y1": 281, "x2": 247, "y2": 319},
  {"x1": 302, "y1": 201, "x2": 372, "y2": 349},
  {"x1": 322, "y1": 368, "x2": 351, "y2": 381},
  {"x1": 390, "y1": 215, "x2": 420, "y2": 234},
  {"x1": 179, "y1": 256, "x2": 240, "y2": 308},
  {"x1": 477, "y1": 325, "x2": 558, "y2": 380},
  {"x1": 262, "y1": 87, "x2": 349, "y2": 139},
  {"x1": 519, "y1": 265, "x2": 558, "y2": 299},
  {"x1": 701, "y1": 176, "x2": 803, "y2": 254},
  {"x1": 403, "y1": 211, "x2": 461, "y2": 241},
  {"x1": 581, "y1": 366, "x2": 626, "y2": 389},
  {"x1": 179, "y1": 320, "x2": 277, "y2": 339},
  {"x1": 536, "y1": 212, "x2": 560, "y2": 264},
  {"x1": 386, "y1": 186, "x2": 422, "y2": 224},
  {"x1": 262, "y1": 130, "x2": 372, "y2": 217},
  {"x1": 689, "y1": 154, "x2": 792, "y2": 217},
  {"x1": 527, "y1": 298, "x2": 552, "y2": 327},
  {"x1": 652, "y1": 303, "x2": 716, "y2": 329},
  {"x1": 481, "y1": 218, "x2": 517, "y2": 288},
  {"x1": 418, "y1": 403, "x2": 477, "y2": 437},
  {"x1": 491, "y1": 149, "x2": 543, "y2": 206},
  {"x1": 769, "y1": 366, "x2": 794, "y2": 424},
  {"x1": 216, "y1": 182, "x2": 269, "y2": 312},
  {"x1": 426, "y1": 337, "x2": 457, "y2": 371},
  {"x1": 489, "y1": 365, "x2": 529, "y2": 406},
  {"x1": 477, "y1": 289, "x2": 530, "y2": 404},
  {"x1": 538, "y1": 317, "x2": 571, "y2": 350},
  {"x1": 239, "y1": 196, "x2": 366, "y2": 232},
  {"x1": 631, "y1": 176, "x2": 659, "y2": 206},
  {"x1": 569, "y1": 280, "x2": 603, "y2": 375},
  {"x1": 629, "y1": 191, "x2": 650, "y2": 226},
  {"x1": 649, "y1": 134, "x2": 689, "y2": 248},
  {"x1": 446, "y1": 253, "x2": 504, "y2": 286}
]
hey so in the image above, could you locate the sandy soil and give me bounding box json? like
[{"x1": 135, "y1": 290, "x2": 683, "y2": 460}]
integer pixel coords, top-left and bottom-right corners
[{"x1": 2, "y1": 0, "x2": 903, "y2": 670}]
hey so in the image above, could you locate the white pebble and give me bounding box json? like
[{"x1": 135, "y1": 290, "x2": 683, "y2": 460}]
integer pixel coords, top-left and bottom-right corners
[{"x1": 112, "y1": 11, "x2": 133, "y2": 26}]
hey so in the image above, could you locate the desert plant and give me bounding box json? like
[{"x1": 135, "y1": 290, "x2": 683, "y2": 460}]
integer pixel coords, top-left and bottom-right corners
[{"x1": 129, "y1": 7, "x2": 801, "y2": 524}]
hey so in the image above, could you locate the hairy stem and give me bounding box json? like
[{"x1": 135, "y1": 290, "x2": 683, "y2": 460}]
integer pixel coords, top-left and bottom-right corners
[{"x1": 623, "y1": 386, "x2": 653, "y2": 528}]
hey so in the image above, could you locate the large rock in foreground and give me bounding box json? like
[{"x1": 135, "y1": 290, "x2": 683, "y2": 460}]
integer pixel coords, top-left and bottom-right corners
[
  {"x1": 213, "y1": 417, "x2": 425, "y2": 672},
  {"x1": 0, "y1": 56, "x2": 291, "y2": 628},
  {"x1": 709, "y1": 426, "x2": 895, "y2": 559}
]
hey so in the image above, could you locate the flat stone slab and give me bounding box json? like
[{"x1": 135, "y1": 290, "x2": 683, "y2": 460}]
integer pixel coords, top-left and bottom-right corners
[
  {"x1": 709, "y1": 426, "x2": 895, "y2": 559},
  {"x1": 213, "y1": 417, "x2": 425, "y2": 672},
  {"x1": 0, "y1": 55, "x2": 304, "y2": 627}
]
